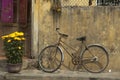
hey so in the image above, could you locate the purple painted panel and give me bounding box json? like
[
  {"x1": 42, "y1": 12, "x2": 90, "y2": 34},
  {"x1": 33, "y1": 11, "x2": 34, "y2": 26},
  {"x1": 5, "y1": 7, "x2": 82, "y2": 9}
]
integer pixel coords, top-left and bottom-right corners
[
  {"x1": 1, "y1": 0, "x2": 13, "y2": 23},
  {"x1": 0, "y1": 0, "x2": 2, "y2": 20}
]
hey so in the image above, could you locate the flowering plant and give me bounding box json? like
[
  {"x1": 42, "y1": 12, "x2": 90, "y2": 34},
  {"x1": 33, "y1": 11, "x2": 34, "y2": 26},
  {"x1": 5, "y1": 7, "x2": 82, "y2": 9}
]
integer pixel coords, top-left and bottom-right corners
[{"x1": 1, "y1": 32, "x2": 25, "y2": 64}]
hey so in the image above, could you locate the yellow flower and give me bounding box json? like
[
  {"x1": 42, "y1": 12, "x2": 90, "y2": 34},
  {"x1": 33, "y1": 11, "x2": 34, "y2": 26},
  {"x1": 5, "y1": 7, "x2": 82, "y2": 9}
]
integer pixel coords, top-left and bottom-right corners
[
  {"x1": 18, "y1": 32, "x2": 24, "y2": 36},
  {"x1": 15, "y1": 32, "x2": 20, "y2": 36},
  {"x1": 7, "y1": 40, "x2": 11, "y2": 43},
  {"x1": 21, "y1": 38, "x2": 25, "y2": 40},
  {"x1": 14, "y1": 37, "x2": 21, "y2": 41},
  {"x1": 9, "y1": 33, "x2": 16, "y2": 37},
  {"x1": 14, "y1": 32, "x2": 24, "y2": 36},
  {"x1": 18, "y1": 47, "x2": 22, "y2": 49},
  {"x1": 1, "y1": 35, "x2": 9, "y2": 39},
  {"x1": 1, "y1": 36, "x2": 5, "y2": 39}
]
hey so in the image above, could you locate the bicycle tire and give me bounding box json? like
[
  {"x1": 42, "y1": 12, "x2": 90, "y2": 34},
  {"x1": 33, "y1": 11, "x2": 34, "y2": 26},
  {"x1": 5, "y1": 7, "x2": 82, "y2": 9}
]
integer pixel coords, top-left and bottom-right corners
[
  {"x1": 38, "y1": 45, "x2": 63, "y2": 73},
  {"x1": 81, "y1": 44, "x2": 109, "y2": 73}
]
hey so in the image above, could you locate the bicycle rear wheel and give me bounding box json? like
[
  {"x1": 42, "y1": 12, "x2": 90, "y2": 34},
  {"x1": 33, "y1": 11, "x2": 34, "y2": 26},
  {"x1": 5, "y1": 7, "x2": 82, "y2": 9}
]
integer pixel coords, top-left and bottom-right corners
[
  {"x1": 38, "y1": 45, "x2": 63, "y2": 73},
  {"x1": 81, "y1": 44, "x2": 109, "y2": 73}
]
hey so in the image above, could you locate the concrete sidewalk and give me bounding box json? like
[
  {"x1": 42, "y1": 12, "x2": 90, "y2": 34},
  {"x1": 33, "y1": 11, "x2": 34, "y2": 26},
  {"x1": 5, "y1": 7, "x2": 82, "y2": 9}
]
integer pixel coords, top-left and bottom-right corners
[
  {"x1": 0, "y1": 69, "x2": 120, "y2": 80},
  {"x1": 0, "y1": 58, "x2": 120, "y2": 80}
]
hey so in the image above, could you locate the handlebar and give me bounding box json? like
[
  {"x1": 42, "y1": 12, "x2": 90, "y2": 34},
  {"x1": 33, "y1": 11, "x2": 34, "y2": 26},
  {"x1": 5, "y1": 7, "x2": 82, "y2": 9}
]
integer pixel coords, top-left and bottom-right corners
[{"x1": 56, "y1": 28, "x2": 68, "y2": 38}]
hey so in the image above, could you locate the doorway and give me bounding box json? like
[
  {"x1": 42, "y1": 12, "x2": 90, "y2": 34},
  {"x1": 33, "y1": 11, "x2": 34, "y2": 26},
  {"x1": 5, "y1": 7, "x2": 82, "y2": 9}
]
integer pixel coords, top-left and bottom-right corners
[{"x1": 0, "y1": 0, "x2": 32, "y2": 58}]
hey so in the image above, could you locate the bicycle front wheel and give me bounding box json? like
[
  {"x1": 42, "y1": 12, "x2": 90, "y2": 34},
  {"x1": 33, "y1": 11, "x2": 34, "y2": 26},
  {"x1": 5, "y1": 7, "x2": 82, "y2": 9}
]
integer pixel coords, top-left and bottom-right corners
[
  {"x1": 81, "y1": 44, "x2": 109, "y2": 73},
  {"x1": 38, "y1": 45, "x2": 63, "y2": 73}
]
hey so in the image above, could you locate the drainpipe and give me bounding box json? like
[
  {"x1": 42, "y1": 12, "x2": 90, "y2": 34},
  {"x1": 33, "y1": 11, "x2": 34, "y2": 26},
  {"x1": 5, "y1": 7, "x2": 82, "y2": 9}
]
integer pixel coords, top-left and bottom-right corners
[{"x1": 52, "y1": 0, "x2": 61, "y2": 28}]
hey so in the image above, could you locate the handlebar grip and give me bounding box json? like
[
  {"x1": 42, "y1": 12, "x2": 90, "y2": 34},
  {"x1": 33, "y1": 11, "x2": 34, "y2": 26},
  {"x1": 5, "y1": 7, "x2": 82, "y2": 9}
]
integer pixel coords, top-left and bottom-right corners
[
  {"x1": 60, "y1": 33, "x2": 68, "y2": 38},
  {"x1": 62, "y1": 34, "x2": 68, "y2": 37}
]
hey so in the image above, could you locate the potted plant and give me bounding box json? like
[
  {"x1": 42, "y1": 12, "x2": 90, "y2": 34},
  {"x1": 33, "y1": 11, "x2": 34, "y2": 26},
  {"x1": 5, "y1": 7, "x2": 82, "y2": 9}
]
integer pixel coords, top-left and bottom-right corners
[{"x1": 1, "y1": 31, "x2": 25, "y2": 73}]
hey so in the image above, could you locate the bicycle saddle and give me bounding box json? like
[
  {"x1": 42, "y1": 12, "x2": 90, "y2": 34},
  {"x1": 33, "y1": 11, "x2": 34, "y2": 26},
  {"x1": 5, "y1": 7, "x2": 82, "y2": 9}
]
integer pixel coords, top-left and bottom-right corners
[{"x1": 76, "y1": 36, "x2": 86, "y2": 41}]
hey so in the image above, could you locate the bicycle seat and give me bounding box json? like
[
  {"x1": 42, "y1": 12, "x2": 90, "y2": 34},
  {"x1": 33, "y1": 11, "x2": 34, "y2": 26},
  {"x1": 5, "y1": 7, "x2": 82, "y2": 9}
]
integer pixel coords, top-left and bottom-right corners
[{"x1": 76, "y1": 36, "x2": 86, "y2": 41}]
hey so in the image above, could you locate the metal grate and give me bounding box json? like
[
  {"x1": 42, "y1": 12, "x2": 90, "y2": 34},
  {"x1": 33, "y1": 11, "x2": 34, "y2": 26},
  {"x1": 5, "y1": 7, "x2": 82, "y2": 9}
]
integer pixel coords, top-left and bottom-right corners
[
  {"x1": 61, "y1": 0, "x2": 91, "y2": 7},
  {"x1": 60, "y1": 0, "x2": 120, "y2": 7},
  {"x1": 97, "y1": 0, "x2": 120, "y2": 6}
]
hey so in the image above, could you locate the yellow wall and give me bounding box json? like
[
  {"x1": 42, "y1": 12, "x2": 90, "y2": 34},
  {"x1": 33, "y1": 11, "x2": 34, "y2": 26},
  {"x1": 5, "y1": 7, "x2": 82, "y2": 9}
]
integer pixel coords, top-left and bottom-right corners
[{"x1": 32, "y1": 0, "x2": 120, "y2": 72}]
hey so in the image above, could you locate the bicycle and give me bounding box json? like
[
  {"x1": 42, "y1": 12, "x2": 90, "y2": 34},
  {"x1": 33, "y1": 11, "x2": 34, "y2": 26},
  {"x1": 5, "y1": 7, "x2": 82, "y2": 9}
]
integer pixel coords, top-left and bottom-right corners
[{"x1": 38, "y1": 28, "x2": 109, "y2": 73}]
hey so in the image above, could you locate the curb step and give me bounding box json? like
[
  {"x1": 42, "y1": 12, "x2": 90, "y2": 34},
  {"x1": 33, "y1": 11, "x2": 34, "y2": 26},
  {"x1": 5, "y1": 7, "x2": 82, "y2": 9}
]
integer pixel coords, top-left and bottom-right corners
[{"x1": 0, "y1": 58, "x2": 120, "y2": 80}]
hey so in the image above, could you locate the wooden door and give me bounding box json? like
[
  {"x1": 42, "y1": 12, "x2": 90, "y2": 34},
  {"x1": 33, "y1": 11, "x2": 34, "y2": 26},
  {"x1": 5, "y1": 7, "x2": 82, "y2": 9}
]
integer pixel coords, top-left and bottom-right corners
[{"x1": 0, "y1": 0, "x2": 32, "y2": 58}]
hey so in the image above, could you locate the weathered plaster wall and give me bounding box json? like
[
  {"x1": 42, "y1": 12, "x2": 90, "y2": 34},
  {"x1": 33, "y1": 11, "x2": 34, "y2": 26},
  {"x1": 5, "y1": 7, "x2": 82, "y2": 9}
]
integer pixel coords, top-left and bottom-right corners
[{"x1": 32, "y1": 0, "x2": 120, "y2": 71}]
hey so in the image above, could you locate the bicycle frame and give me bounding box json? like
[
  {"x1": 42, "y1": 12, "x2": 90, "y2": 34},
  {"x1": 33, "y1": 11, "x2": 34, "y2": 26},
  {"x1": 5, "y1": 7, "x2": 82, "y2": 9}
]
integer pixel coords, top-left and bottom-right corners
[{"x1": 55, "y1": 35, "x2": 87, "y2": 60}]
